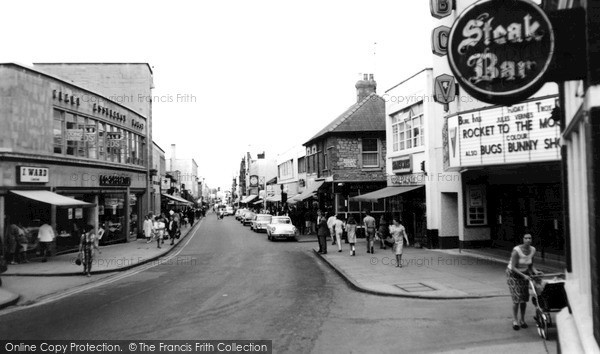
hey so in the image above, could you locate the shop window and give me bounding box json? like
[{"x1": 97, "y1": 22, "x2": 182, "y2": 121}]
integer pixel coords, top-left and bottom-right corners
[
  {"x1": 467, "y1": 185, "x2": 487, "y2": 226},
  {"x1": 391, "y1": 102, "x2": 424, "y2": 152},
  {"x1": 120, "y1": 129, "x2": 127, "y2": 163},
  {"x1": 53, "y1": 109, "x2": 64, "y2": 154},
  {"x1": 362, "y1": 138, "x2": 379, "y2": 168},
  {"x1": 85, "y1": 118, "x2": 97, "y2": 159},
  {"x1": 98, "y1": 123, "x2": 106, "y2": 160},
  {"x1": 298, "y1": 156, "x2": 306, "y2": 174},
  {"x1": 65, "y1": 113, "x2": 78, "y2": 156}
]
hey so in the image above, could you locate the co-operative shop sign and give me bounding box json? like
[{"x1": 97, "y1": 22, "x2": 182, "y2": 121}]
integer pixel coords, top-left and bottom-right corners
[{"x1": 448, "y1": 0, "x2": 554, "y2": 105}]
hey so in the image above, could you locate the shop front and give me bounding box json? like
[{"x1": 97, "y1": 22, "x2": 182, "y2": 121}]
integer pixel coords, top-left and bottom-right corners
[{"x1": 447, "y1": 95, "x2": 562, "y2": 254}]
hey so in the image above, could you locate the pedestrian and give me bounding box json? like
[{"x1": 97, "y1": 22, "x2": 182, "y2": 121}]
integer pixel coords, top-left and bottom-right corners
[
  {"x1": 37, "y1": 222, "x2": 55, "y2": 262},
  {"x1": 333, "y1": 214, "x2": 345, "y2": 253},
  {"x1": 143, "y1": 214, "x2": 154, "y2": 243},
  {"x1": 327, "y1": 212, "x2": 337, "y2": 245},
  {"x1": 154, "y1": 216, "x2": 166, "y2": 248},
  {"x1": 168, "y1": 215, "x2": 178, "y2": 246},
  {"x1": 187, "y1": 208, "x2": 195, "y2": 227},
  {"x1": 7, "y1": 222, "x2": 20, "y2": 265},
  {"x1": 78, "y1": 225, "x2": 99, "y2": 277},
  {"x1": 304, "y1": 209, "x2": 313, "y2": 235},
  {"x1": 316, "y1": 211, "x2": 329, "y2": 254},
  {"x1": 389, "y1": 217, "x2": 410, "y2": 268},
  {"x1": 378, "y1": 214, "x2": 390, "y2": 250},
  {"x1": 506, "y1": 233, "x2": 543, "y2": 331},
  {"x1": 345, "y1": 215, "x2": 357, "y2": 256},
  {"x1": 363, "y1": 211, "x2": 377, "y2": 254}
]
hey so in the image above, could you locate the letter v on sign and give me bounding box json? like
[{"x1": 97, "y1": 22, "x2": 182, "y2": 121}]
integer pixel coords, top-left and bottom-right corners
[{"x1": 434, "y1": 74, "x2": 456, "y2": 104}]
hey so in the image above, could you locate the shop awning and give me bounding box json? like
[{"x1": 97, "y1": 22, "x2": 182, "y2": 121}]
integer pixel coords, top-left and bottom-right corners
[
  {"x1": 241, "y1": 195, "x2": 257, "y2": 203},
  {"x1": 265, "y1": 195, "x2": 280, "y2": 202},
  {"x1": 349, "y1": 186, "x2": 423, "y2": 202},
  {"x1": 162, "y1": 193, "x2": 193, "y2": 205},
  {"x1": 253, "y1": 199, "x2": 264, "y2": 205},
  {"x1": 10, "y1": 190, "x2": 94, "y2": 207},
  {"x1": 290, "y1": 181, "x2": 325, "y2": 202}
]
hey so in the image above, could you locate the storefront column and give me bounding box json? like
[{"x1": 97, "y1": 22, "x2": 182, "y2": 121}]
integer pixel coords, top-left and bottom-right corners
[{"x1": 124, "y1": 187, "x2": 130, "y2": 242}]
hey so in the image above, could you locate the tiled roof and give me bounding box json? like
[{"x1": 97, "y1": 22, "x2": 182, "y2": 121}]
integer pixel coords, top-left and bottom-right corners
[{"x1": 305, "y1": 93, "x2": 385, "y2": 145}]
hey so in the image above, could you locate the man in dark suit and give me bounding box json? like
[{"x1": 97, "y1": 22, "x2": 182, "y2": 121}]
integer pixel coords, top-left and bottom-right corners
[{"x1": 316, "y1": 210, "x2": 329, "y2": 254}]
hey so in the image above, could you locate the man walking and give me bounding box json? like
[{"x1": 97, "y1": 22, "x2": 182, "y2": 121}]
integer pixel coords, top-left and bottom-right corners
[
  {"x1": 363, "y1": 211, "x2": 376, "y2": 254},
  {"x1": 37, "y1": 222, "x2": 55, "y2": 262},
  {"x1": 316, "y1": 211, "x2": 329, "y2": 254}
]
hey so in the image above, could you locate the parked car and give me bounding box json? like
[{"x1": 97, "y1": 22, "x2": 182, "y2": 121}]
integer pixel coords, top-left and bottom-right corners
[
  {"x1": 242, "y1": 211, "x2": 256, "y2": 226},
  {"x1": 267, "y1": 216, "x2": 298, "y2": 241},
  {"x1": 235, "y1": 208, "x2": 247, "y2": 221},
  {"x1": 250, "y1": 214, "x2": 272, "y2": 232},
  {"x1": 224, "y1": 206, "x2": 234, "y2": 216}
]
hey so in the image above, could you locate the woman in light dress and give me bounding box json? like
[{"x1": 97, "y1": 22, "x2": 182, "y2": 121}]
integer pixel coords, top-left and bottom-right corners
[{"x1": 389, "y1": 217, "x2": 409, "y2": 268}]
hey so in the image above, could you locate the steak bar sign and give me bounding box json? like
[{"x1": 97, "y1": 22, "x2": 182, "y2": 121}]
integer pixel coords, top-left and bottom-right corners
[
  {"x1": 448, "y1": 0, "x2": 554, "y2": 105},
  {"x1": 447, "y1": 96, "x2": 560, "y2": 168}
]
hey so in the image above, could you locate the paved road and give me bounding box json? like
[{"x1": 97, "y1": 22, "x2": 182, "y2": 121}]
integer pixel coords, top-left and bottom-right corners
[{"x1": 0, "y1": 214, "x2": 553, "y2": 353}]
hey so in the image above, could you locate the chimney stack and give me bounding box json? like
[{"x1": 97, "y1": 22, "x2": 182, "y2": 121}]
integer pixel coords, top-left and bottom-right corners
[
  {"x1": 171, "y1": 144, "x2": 176, "y2": 160},
  {"x1": 355, "y1": 73, "x2": 377, "y2": 102}
]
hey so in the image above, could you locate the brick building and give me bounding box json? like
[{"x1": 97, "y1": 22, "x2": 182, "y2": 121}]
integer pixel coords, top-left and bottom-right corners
[{"x1": 297, "y1": 74, "x2": 387, "y2": 220}]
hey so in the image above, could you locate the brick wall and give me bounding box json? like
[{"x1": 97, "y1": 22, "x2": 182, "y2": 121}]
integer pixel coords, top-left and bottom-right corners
[{"x1": 324, "y1": 134, "x2": 387, "y2": 181}]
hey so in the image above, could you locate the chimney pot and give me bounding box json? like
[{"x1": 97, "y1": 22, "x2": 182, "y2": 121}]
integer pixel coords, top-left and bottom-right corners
[
  {"x1": 363, "y1": 73, "x2": 368, "y2": 80},
  {"x1": 369, "y1": 74, "x2": 374, "y2": 81}
]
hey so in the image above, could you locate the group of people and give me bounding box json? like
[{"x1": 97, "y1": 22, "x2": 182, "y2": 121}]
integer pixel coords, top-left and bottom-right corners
[
  {"x1": 4, "y1": 220, "x2": 61, "y2": 265},
  {"x1": 142, "y1": 210, "x2": 187, "y2": 249},
  {"x1": 316, "y1": 211, "x2": 410, "y2": 267}
]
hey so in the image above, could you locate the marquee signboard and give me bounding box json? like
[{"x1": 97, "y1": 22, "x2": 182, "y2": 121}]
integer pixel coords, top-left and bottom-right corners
[
  {"x1": 447, "y1": 96, "x2": 560, "y2": 168},
  {"x1": 447, "y1": 0, "x2": 554, "y2": 105}
]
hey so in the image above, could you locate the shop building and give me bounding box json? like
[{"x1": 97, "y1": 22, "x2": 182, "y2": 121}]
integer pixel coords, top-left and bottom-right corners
[
  {"x1": 151, "y1": 141, "x2": 166, "y2": 215},
  {"x1": 0, "y1": 63, "x2": 151, "y2": 252},
  {"x1": 354, "y1": 69, "x2": 461, "y2": 247},
  {"x1": 276, "y1": 146, "x2": 306, "y2": 201},
  {"x1": 300, "y1": 74, "x2": 387, "y2": 220}
]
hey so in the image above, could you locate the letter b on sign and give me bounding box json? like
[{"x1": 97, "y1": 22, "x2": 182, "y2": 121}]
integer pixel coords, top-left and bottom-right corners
[{"x1": 431, "y1": 0, "x2": 453, "y2": 19}]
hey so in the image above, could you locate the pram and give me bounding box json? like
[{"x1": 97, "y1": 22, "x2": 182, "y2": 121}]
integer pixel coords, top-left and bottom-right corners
[{"x1": 528, "y1": 273, "x2": 568, "y2": 339}]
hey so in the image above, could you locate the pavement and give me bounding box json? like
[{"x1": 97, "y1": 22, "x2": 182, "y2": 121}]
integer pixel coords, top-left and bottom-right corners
[
  {"x1": 0, "y1": 218, "x2": 565, "y2": 305},
  {"x1": 0, "y1": 219, "x2": 201, "y2": 309},
  {"x1": 311, "y1": 237, "x2": 565, "y2": 300}
]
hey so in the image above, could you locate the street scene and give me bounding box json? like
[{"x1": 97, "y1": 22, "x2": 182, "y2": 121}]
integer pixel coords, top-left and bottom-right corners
[{"x1": 0, "y1": 0, "x2": 599, "y2": 353}]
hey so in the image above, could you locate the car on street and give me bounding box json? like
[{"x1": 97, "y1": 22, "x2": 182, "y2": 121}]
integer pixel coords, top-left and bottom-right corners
[
  {"x1": 267, "y1": 216, "x2": 298, "y2": 241},
  {"x1": 235, "y1": 208, "x2": 247, "y2": 221},
  {"x1": 250, "y1": 214, "x2": 272, "y2": 232},
  {"x1": 224, "y1": 206, "x2": 234, "y2": 216},
  {"x1": 241, "y1": 211, "x2": 256, "y2": 226}
]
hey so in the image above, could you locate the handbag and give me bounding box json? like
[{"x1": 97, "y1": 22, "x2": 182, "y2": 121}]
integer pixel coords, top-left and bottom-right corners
[{"x1": 75, "y1": 253, "x2": 82, "y2": 266}]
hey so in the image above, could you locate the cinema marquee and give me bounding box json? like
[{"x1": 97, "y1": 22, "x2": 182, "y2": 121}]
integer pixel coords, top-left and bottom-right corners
[{"x1": 447, "y1": 0, "x2": 554, "y2": 105}]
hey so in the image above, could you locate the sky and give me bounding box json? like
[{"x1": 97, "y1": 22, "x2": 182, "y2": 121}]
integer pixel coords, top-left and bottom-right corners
[{"x1": 1, "y1": 0, "x2": 433, "y2": 191}]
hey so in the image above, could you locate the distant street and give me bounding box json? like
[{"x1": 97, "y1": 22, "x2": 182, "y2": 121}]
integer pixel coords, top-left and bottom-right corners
[{"x1": 0, "y1": 213, "x2": 553, "y2": 353}]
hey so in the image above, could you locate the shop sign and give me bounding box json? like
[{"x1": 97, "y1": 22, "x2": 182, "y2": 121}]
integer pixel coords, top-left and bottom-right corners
[
  {"x1": 430, "y1": 0, "x2": 454, "y2": 19},
  {"x1": 434, "y1": 74, "x2": 456, "y2": 104},
  {"x1": 99, "y1": 175, "x2": 131, "y2": 186},
  {"x1": 161, "y1": 178, "x2": 170, "y2": 190},
  {"x1": 447, "y1": 0, "x2": 554, "y2": 105},
  {"x1": 447, "y1": 96, "x2": 560, "y2": 168},
  {"x1": 431, "y1": 26, "x2": 450, "y2": 56},
  {"x1": 249, "y1": 175, "x2": 259, "y2": 188},
  {"x1": 106, "y1": 132, "x2": 122, "y2": 148},
  {"x1": 388, "y1": 173, "x2": 426, "y2": 186},
  {"x1": 75, "y1": 208, "x2": 83, "y2": 219},
  {"x1": 391, "y1": 155, "x2": 412, "y2": 174},
  {"x1": 18, "y1": 166, "x2": 49, "y2": 183},
  {"x1": 66, "y1": 129, "x2": 84, "y2": 141}
]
